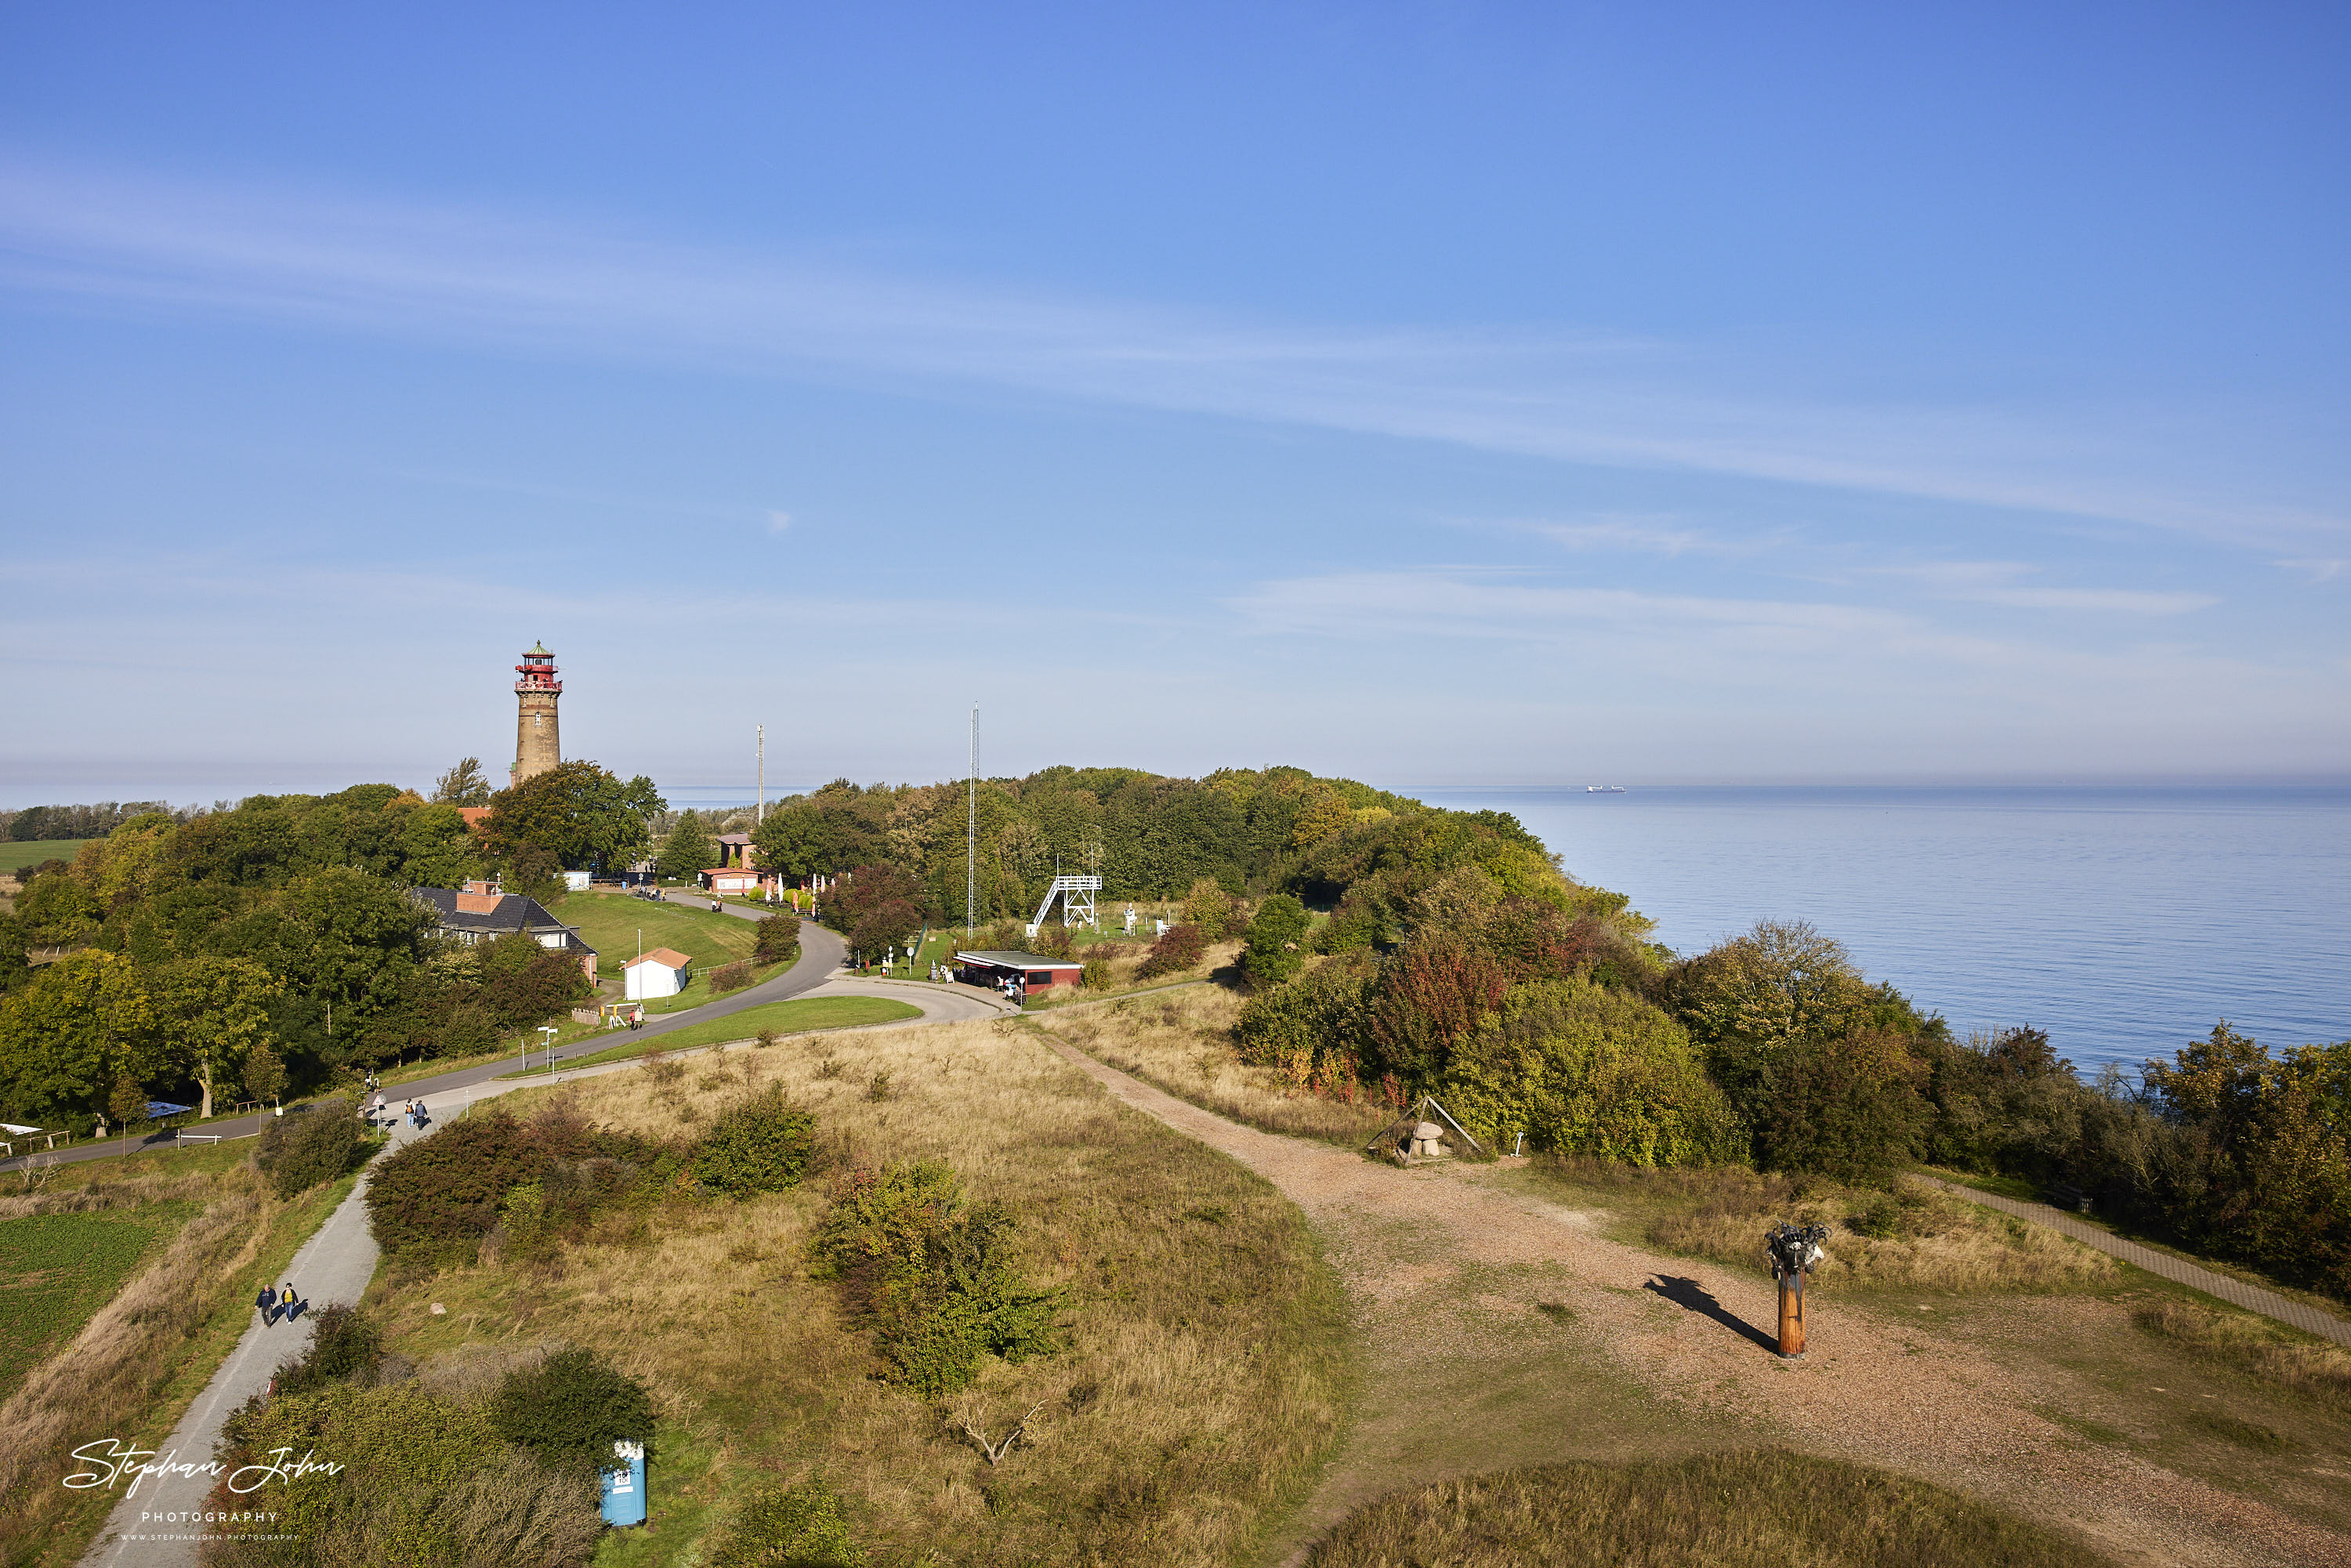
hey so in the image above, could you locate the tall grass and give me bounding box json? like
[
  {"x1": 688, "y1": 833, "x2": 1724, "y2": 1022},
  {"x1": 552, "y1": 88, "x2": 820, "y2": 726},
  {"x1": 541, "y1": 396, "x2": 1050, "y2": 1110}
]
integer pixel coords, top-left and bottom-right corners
[
  {"x1": 1306, "y1": 1450, "x2": 2110, "y2": 1568},
  {"x1": 368, "y1": 1012, "x2": 1352, "y2": 1566},
  {"x1": 2132, "y1": 1298, "x2": 2351, "y2": 1414},
  {"x1": 1533, "y1": 1157, "x2": 2117, "y2": 1292},
  {"x1": 1036, "y1": 985, "x2": 1396, "y2": 1147}
]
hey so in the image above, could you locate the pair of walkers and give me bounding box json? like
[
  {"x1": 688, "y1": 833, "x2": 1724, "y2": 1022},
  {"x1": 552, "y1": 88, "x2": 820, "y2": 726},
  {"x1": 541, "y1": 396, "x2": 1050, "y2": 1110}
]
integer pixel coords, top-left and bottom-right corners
[{"x1": 255, "y1": 1282, "x2": 303, "y2": 1326}]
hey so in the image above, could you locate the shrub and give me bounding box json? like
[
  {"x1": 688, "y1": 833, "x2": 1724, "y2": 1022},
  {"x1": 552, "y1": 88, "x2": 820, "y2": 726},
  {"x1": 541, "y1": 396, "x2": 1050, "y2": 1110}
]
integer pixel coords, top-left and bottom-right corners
[
  {"x1": 272, "y1": 1305, "x2": 384, "y2": 1397},
  {"x1": 1081, "y1": 958, "x2": 1111, "y2": 990},
  {"x1": 365, "y1": 1105, "x2": 665, "y2": 1264},
  {"x1": 1314, "y1": 887, "x2": 1386, "y2": 954},
  {"x1": 711, "y1": 1479, "x2": 864, "y2": 1567},
  {"x1": 490, "y1": 1346, "x2": 655, "y2": 1480},
  {"x1": 1363, "y1": 936, "x2": 1512, "y2": 1087},
  {"x1": 1237, "y1": 958, "x2": 1375, "y2": 1087},
  {"x1": 1440, "y1": 980, "x2": 1737, "y2": 1167},
  {"x1": 207, "y1": 1382, "x2": 599, "y2": 1566},
  {"x1": 691, "y1": 1085, "x2": 816, "y2": 1197},
  {"x1": 257, "y1": 1097, "x2": 363, "y2": 1198},
  {"x1": 1241, "y1": 894, "x2": 1311, "y2": 991},
  {"x1": 753, "y1": 914, "x2": 802, "y2": 964},
  {"x1": 810, "y1": 1161, "x2": 1060, "y2": 1398},
  {"x1": 1181, "y1": 877, "x2": 1241, "y2": 940},
  {"x1": 479, "y1": 932, "x2": 596, "y2": 1028},
  {"x1": 1136, "y1": 922, "x2": 1208, "y2": 980},
  {"x1": 709, "y1": 960, "x2": 754, "y2": 995},
  {"x1": 1754, "y1": 1027, "x2": 1932, "y2": 1182}
]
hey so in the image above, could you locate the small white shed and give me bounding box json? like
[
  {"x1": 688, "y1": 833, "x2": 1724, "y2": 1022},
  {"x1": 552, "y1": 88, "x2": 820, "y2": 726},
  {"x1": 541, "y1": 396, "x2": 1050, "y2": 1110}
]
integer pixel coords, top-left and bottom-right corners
[{"x1": 623, "y1": 947, "x2": 694, "y2": 1000}]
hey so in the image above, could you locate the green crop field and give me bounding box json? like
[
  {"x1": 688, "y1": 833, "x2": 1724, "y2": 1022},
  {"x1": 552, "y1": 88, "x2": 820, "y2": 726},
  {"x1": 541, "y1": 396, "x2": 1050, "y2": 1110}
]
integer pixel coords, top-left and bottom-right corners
[
  {"x1": 0, "y1": 1212, "x2": 169, "y2": 1403},
  {"x1": 504, "y1": 994, "x2": 921, "y2": 1074},
  {"x1": 0, "y1": 839, "x2": 93, "y2": 873}
]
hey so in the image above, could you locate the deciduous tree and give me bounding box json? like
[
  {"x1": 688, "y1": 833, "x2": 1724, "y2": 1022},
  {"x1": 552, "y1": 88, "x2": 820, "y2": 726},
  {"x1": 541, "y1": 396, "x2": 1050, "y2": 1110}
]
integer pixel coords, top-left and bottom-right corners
[
  {"x1": 482, "y1": 762, "x2": 665, "y2": 874},
  {"x1": 657, "y1": 810, "x2": 715, "y2": 882},
  {"x1": 148, "y1": 955, "x2": 282, "y2": 1119},
  {"x1": 431, "y1": 758, "x2": 494, "y2": 806},
  {"x1": 0, "y1": 951, "x2": 160, "y2": 1126}
]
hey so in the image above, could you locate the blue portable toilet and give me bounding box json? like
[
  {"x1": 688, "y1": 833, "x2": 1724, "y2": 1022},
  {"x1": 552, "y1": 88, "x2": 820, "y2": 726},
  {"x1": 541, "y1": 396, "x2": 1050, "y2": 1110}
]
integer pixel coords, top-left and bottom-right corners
[{"x1": 600, "y1": 1441, "x2": 647, "y2": 1526}]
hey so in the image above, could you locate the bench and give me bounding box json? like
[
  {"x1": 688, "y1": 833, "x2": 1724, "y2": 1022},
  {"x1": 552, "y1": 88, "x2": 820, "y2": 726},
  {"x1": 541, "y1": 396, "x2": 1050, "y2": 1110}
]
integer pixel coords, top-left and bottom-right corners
[
  {"x1": 2043, "y1": 1181, "x2": 2096, "y2": 1215},
  {"x1": 176, "y1": 1132, "x2": 223, "y2": 1145}
]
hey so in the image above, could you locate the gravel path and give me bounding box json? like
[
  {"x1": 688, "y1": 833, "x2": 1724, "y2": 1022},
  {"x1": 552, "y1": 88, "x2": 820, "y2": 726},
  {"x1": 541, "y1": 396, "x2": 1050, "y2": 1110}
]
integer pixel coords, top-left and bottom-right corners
[
  {"x1": 1918, "y1": 1177, "x2": 2351, "y2": 1349},
  {"x1": 1040, "y1": 1037, "x2": 2351, "y2": 1568}
]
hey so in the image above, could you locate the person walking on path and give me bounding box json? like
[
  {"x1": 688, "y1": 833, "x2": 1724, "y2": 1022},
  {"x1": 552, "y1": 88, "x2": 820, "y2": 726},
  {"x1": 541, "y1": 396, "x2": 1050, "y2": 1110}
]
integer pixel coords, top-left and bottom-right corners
[
  {"x1": 280, "y1": 1283, "x2": 299, "y2": 1324},
  {"x1": 255, "y1": 1283, "x2": 276, "y2": 1327}
]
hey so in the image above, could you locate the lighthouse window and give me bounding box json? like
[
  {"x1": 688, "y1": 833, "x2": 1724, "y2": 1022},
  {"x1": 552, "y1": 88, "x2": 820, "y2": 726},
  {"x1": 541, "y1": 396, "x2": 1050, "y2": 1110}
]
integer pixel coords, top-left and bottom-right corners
[{"x1": 534, "y1": 715, "x2": 542, "y2": 727}]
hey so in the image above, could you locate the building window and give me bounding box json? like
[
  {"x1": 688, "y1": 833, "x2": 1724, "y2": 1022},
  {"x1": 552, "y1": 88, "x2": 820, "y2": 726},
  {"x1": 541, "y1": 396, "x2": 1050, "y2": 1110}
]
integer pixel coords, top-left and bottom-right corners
[{"x1": 1028, "y1": 972, "x2": 1051, "y2": 985}]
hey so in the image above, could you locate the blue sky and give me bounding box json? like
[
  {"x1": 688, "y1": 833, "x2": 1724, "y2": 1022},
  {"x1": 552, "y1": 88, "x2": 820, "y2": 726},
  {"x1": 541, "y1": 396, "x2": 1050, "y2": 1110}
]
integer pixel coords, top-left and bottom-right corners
[{"x1": 2, "y1": 2, "x2": 2346, "y2": 802}]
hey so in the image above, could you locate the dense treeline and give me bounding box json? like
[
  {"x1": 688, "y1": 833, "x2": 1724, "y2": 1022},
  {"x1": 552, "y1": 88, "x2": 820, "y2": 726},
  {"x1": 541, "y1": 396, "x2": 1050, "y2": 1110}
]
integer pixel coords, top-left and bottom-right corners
[
  {"x1": 6, "y1": 799, "x2": 194, "y2": 842},
  {"x1": 749, "y1": 764, "x2": 1587, "y2": 930},
  {"x1": 0, "y1": 784, "x2": 603, "y2": 1128}
]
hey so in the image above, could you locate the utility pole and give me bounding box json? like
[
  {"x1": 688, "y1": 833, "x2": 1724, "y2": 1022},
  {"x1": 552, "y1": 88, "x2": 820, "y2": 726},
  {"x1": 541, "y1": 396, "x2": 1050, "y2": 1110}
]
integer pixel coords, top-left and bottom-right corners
[
  {"x1": 756, "y1": 723, "x2": 765, "y2": 824},
  {"x1": 967, "y1": 704, "x2": 978, "y2": 937}
]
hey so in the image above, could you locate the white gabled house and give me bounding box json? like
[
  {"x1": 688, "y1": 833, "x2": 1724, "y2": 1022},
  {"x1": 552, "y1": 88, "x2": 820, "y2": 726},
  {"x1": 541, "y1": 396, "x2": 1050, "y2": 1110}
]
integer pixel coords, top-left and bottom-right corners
[{"x1": 623, "y1": 947, "x2": 694, "y2": 1000}]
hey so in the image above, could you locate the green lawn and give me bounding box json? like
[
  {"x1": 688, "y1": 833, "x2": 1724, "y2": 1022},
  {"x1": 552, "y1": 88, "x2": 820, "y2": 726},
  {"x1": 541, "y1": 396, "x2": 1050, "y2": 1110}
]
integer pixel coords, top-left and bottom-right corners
[
  {"x1": 0, "y1": 1211, "x2": 173, "y2": 1404},
  {"x1": 551, "y1": 889, "x2": 788, "y2": 1012},
  {"x1": 501, "y1": 994, "x2": 921, "y2": 1075},
  {"x1": 0, "y1": 838, "x2": 92, "y2": 873}
]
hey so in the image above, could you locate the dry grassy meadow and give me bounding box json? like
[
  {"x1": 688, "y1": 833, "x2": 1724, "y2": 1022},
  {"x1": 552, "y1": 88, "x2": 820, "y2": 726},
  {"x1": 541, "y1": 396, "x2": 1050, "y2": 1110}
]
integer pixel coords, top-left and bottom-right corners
[
  {"x1": 1034, "y1": 983, "x2": 1396, "y2": 1148},
  {"x1": 358, "y1": 1012, "x2": 1351, "y2": 1566}
]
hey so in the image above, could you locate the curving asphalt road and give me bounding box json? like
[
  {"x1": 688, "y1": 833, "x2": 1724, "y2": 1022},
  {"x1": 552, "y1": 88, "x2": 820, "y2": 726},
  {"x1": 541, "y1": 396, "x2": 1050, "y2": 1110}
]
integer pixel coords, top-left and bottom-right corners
[{"x1": 3, "y1": 899, "x2": 869, "y2": 1175}]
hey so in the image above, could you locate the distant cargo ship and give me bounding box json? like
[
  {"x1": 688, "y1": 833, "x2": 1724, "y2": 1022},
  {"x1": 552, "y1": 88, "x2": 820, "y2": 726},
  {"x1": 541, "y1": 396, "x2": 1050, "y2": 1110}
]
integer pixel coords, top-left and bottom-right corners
[{"x1": 1585, "y1": 784, "x2": 1627, "y2": 794}]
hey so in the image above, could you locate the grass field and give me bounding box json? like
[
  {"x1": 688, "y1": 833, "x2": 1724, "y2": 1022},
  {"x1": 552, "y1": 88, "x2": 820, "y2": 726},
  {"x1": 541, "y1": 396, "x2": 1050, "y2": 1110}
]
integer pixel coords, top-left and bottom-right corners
[
  {"x1": 1307, "y1": 1450, "x2": 2111, "y2": 1568},
  {"x1": 362, "y1": 1011, "x2": 1353, "y2": 1566},
  {"x1": 498, "y1": 994, "x2": 922, "y2": 1074},
  {"x1": 552, "y1": 889, "x2": 784, "y2": 1013},
  {"x1": 0, "y1": 838, "x2": 92, "y2": 874},
  {"x1": 0, "y1": 1211, "x2": 172, "y2": 1403}
]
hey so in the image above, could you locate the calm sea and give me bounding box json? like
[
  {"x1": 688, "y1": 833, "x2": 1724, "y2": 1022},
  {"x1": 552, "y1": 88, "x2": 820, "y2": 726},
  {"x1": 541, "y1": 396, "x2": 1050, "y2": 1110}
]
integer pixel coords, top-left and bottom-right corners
[{"x1": 1406, "y1": 785, "x2": 2351, "y2": 1077}]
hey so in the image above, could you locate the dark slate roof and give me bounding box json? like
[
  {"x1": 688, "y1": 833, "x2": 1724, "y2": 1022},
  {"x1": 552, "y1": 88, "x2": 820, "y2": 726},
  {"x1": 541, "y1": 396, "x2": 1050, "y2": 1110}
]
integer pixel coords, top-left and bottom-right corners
[{"x1": 411, "y1": 888, "x2": 597, "y2": 954}]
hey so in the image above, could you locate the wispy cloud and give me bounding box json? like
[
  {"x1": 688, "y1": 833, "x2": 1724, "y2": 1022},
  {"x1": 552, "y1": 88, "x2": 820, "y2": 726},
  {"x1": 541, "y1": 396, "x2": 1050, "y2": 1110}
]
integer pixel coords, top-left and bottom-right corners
[
  {"x1": 1499, "y1": 513, "x2": 1755, "y2": 558},
  {"x1": 766, "y1": 510, "x2": 793, "y2": 534},
  {"x1": 1226, "y1": 568, "x2": 1914, "y2": 645},
  {"x1": 1867, "y1": 560, "x2": 2218, "y2": 614},
  {"x1": 2275, "y1": 558, "x2": 2348, "y2": 582},
  {"x1": 3, "y1": 159, "x2": 2344, "y2": 552}
]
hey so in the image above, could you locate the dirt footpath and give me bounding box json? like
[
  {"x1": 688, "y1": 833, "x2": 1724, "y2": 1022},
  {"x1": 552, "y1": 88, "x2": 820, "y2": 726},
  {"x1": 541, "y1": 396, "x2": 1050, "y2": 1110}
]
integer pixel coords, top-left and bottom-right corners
[{"x1": 1038, "y1": 1037, "x2": 2351, "y2": 1568}]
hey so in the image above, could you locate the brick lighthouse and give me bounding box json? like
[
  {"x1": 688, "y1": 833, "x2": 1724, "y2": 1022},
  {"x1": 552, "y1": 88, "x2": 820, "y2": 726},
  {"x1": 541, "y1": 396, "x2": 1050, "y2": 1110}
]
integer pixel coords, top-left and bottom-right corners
[{"x1": 511, "y1": 641, "x2": 563, "y2": 784}]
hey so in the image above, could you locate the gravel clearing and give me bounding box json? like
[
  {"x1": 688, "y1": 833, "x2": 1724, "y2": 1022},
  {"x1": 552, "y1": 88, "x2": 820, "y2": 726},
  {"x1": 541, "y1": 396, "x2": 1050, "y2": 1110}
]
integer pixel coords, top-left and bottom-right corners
[{"x1": 1038, "y1": 1034, "x2": 2351, "y2": 1568}]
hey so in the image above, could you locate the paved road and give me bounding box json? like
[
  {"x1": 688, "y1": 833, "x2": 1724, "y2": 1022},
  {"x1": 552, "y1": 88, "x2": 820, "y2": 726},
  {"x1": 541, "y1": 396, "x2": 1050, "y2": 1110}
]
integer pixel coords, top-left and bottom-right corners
[
  {"x1": 1919, "y1": 1175, "x2": 2351, "y2": 1349},
  {"x1": 2, "y1": 906, "x2": 849, "y2": 1176}
]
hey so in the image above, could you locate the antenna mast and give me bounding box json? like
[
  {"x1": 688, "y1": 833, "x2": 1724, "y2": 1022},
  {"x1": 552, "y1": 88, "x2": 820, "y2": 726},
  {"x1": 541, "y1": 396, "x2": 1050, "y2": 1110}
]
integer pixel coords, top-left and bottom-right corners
[
  {"x1": 967, "y1": 704, "x2": 977, "y2": 936},
  {"x1": 756, "y1": 723, "x2": 766, "y2": 824}
]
